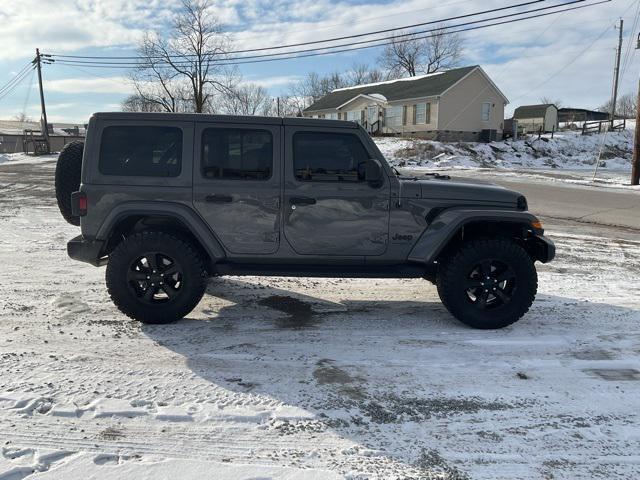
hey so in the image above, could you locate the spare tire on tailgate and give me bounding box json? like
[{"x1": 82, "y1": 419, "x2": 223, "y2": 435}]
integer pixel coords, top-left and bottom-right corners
[{"x1": 55, "y1": 141, "x2": 84, "y2": 226}]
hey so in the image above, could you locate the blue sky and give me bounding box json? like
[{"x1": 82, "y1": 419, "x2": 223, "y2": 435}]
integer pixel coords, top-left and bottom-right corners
[{"x1": 0, "y1": 0, "x2": 638, "y2": 123}]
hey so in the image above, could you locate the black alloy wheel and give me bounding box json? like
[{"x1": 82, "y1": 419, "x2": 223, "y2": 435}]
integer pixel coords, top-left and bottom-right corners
[{"x1": 127, "y1": 252, "x2": 184, "y2": 305}]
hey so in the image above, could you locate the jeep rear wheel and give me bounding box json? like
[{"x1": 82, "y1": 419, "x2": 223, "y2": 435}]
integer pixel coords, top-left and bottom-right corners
[
  {"x1": 55, "y1": 141, "x2": 84, "y2": 226},
  {"x1": 436, "y1": 238, "x2": 537, "y2": 329},
  {"x1": 106, "y1": 231, "x2": 207, "y2": 324}
]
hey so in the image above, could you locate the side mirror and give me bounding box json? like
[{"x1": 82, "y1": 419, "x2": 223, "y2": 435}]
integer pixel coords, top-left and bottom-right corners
[{"x1": 364, "y1": 158, "x2": 384, "y2": 187}]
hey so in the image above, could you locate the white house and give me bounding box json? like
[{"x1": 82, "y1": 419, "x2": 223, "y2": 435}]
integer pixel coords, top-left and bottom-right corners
[{"x1": 303, "y1": 65, "x2": 508, "y2": 141}]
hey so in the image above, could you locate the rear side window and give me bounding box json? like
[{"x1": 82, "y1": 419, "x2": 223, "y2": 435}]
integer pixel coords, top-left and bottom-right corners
[
  {"x1": 293, "y1": 132, "x2": 370, "y2": 182},
  {"x1": 201, "y1": 128, "x2": 272, "y2": 180},
  {"x1": 99, "y1": 126, "x2": 183, "y2": 177}
]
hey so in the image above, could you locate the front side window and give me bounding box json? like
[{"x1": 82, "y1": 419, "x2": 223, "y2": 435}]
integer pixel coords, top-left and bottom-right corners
[
  {"x1": 293, "y1": 132, "x2": 370, "y2": 182},
  {"x1": 201, "y1": 128, "x2": 272, "y2": 180},
  {"x1": 482, "y1": 102, "x2": 491, "y2": 121},
  {"x1": 99, "y1": 126, "x2": 182, "y2": 177}
]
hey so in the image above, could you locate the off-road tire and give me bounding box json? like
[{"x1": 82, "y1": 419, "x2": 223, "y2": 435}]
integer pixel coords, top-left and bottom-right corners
[
  {"x1": 55, "y1": 141, "x2": 84, "y2": 226},
  {"x1": 437, "y1": 238, "x2": 537, "y2": 329},
  {"x1": 106, "y1": 231, "x2": 208, "y2": 324}
]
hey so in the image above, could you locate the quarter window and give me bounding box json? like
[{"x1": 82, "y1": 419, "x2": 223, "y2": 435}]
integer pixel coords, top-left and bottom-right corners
[
  {"x1": 99, "y1": 126, "x2": 182, "y2": 177},
  {"x1": 201, "y1": 128, "x2": 272, "y2": 180},
  {"x1": 293, "y1": 132, "x2": 370, "y2": 183}
]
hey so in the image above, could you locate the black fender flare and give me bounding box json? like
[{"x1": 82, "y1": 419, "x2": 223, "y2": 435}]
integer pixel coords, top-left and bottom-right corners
[
  {"x1": 96, "y1": 201, "x2": 226, "y2": 261},
  {"x1": 408, "y1": 209, "x2": 543, "y2": 264}
]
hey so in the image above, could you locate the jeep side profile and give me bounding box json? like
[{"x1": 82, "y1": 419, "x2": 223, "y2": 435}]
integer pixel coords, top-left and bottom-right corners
[{"x1": 55, "y1": 112, "x2": 555, "y2": 329}]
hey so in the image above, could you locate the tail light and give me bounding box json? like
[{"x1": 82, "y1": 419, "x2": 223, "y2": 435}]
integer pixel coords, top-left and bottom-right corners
[{"x1": 71, "y1": 191, "x2": 87, "y2": 217}]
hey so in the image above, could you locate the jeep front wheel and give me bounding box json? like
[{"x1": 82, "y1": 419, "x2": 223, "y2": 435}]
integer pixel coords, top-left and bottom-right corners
[
  {"x1": 106, "y1": 231, "x2": 207, "y2": 324},
  {"x1": 436, "y1": 238, "x2": 538, "y2": 329}
]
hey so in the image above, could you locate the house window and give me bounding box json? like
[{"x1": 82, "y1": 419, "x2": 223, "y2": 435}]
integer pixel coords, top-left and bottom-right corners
[
  {"x1": 414, "y1": 103, "x2": 429, "y2": 124},
  {"x1": 481, "y1": 102, "x2": 491, "y2": 122},
  {"x1": 327, "y1": 112, "x2": 338, "y2": 120},
  {"x1": 347, "y1": 110, "x2": 359, "y2": 121},
  {"x1": 385, "y1": 105, "x2": 403, "y2": 127}
]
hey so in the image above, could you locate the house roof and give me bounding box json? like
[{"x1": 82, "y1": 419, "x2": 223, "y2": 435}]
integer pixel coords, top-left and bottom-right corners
[
  {"x1": 513, "y1": 104, "x2": 557, "y2": 119},
  {"x1": 0, "y1": 119, "x2": 87, "y2": 136},
  {"x1": 304, "y1": 65, "x2": 480, "y2": 112}
]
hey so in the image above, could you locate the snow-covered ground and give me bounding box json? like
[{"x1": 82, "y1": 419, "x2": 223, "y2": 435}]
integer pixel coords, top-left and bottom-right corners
[
  {"x1": 375, "y1": 128, "x2": 638, "y2": 190},
  {"x1": 0, "y1": 151, "x2": 639, "y2": 479},
  {"x1": 1, "y1": 126, "x2": 638, "y2": 190}
]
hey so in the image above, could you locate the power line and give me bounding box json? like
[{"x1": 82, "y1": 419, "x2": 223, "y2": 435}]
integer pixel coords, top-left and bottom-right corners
[
  {"x1": 620, "y1": 0, "x2": 640, "y2": 81},
  {"x1": 47, "y1": 0, "x2": 610, "y2": 70},
  {"x1": 48, "y1": 0, "x2": 548, "y2": 59},
  {"x1": 236, "y1": 0, "x2": 480, "y2": 42},
  {"x1": 0, "y1": 63, "x2": 34, "y2": 97},
  {"x1": 49, "y1": 1, "x2": 587, "y2": 66},
  {"x1": 0, "y1": 64, "x2": 36, "y2": 102},
  {"x1": 510, "y1": 6, "x2": 632, "y2": 103}
]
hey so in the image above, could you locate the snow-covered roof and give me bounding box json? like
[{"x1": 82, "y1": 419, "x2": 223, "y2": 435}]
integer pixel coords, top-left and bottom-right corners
[
  {"x1": 305, "y1": 66, "x2": 480, "y2": 112},
  {"x1": 336, "y1": 93, "x2": 388, "y2": 110},
  {"x1": 331, "y1": 72, "x2": 444, "y2": 92}
]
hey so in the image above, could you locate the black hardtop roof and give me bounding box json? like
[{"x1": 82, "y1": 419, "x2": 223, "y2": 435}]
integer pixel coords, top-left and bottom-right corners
[{"x1": 92, "y1": 112, "x2": 358, "y2": 128}]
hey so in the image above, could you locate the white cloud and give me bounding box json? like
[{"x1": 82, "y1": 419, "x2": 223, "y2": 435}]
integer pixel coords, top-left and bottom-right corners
[
  {"x1": 44, "y1": 77, "x2": 133, "y2": 94},
  {"x1": 242, "y1": 75, "x2": 302, "y2": 88},
  {"x1": 1, "y1": 0, "x2": 637, "y2": 115}
]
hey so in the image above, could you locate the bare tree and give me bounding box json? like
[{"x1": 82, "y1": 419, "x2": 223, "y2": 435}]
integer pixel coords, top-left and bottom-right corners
[
  {"x1": 539, "y1": 96, "x2": 562, "y2": 108},
  {"x1": 130, "y1": 0, "x2": 235, "y2": 113},
  {"x1": 220, "y1": 83, "x2": 273, "y2": 116},
  {"x1": 616, "y1": 92, "x2": 637, "y2": 118},
  {"x1": 121, "y1": 94, "x2": 165, "y2": 112},
  {"x1": 378, "y1": 26, "x2": 463, "y2": 77},
  {"x1": 424, "y1": 27, "x2": 463, "y2": 74},
  {"x1": 345, "y1": 63, "x2": 386, "y2": 85},
  {"x1": 598, "y1": 92, "x2": 637, "y2": 118},
  {"x1": 378, "y1": 33, "x2": 423, "y2": 77},
  {"x1": 13, "y1": 112, "x2": 33, "y2": 123}
]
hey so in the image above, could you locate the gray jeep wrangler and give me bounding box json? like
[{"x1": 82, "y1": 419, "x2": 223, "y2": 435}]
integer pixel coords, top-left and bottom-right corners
[{"x1": 55, "y1": 112, "x2": 554, "y2": 329}]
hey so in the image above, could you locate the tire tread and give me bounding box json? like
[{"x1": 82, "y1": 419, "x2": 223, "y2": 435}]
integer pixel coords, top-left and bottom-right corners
[
  {"x1": 106, "y1": 230, "x2": 207, "y2": 324},
  {"x1": 437, "y1": 238, "x2": 538, "y2": 329}
]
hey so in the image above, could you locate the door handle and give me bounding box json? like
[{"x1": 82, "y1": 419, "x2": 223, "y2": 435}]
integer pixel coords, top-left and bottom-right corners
[
  {"x1": 205, "y1": 194, "x2": 233, "y2": 203},
  {"x1": 289, "y1": 196, "x2": 316, "y2": 206}
]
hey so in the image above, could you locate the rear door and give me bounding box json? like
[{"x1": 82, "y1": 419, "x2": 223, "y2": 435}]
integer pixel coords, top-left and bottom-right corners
[
  {"x1": 193, "y1": 122, "x2": 281, "y2": 255},
  {"x1": 283, "y1": 126, "x2": 390, "y2": 256}
]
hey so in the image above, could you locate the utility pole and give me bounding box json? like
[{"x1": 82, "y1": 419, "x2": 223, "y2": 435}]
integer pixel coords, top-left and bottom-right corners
[
  {"x1": 35, "y1": 48, "x2": 50, "y2": 154},
  {"x1": 632, "y1": 34, "x2": 640, "y2": 186},
  {"x1": 276, "y1": 97, "x2": 281, "y2": 117},
  {"x1": 610, "y1": 19, "x2": 624, "y2": 125}
]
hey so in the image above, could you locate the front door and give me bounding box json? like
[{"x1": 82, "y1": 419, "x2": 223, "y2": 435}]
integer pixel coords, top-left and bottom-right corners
[
  {"x1": 367, "y1": 105, "x2": 378, "y2": 125},
  {"x1": 193, "y1": 123, "x2": 281, "y2": 255},
  {"x1": 283, "y1": 127, "x2": 390, "y2": 256}
]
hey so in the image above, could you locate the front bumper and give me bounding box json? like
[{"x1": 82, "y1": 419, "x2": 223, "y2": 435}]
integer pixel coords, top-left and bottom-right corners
[
  {"x1": 530, "y1": 234, "x2": 555, "y2": 263},
  {"x1": 67, "y1": 235, "x2": 106, "y2": 266}
]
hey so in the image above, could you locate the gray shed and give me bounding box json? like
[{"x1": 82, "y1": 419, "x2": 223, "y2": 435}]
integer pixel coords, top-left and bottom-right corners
[{"x1": 513, "y1": 104, "x2": 558, "y2": 133}]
